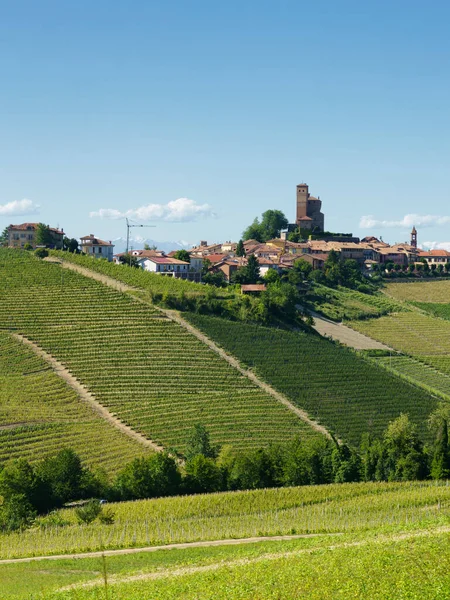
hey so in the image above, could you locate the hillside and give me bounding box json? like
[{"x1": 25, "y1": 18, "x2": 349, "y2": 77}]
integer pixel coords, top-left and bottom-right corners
[
  {"x1": 0, "y1": 249, "x2": 319, "y2": 458},
  {"x1": 184, "y1": 314, "x2": 438, "y2": 444},
  {"x1": 0, "y1": 332, "x2": 148, "y2": 473},
  {"x1": 0, "y1": 480, "x2": 448, "y2": 598}
]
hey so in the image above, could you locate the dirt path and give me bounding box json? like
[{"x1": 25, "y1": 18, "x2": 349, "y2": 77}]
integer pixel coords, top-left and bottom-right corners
[
  {"x1": 11, "y1": 333, "x2": 164, "y2": 453},
  {"x1": 309, "y1": 310, "x2": 392, "y2": 351},
  {"x1": 47, "y1": 258, "x2": 333, "y2": 441},
  {"x1": 59, "y1": 526, "x2": 450, "y2": 591},
  {"x1": 0, "y1": 533, "x2": 337, "y2": 565}
]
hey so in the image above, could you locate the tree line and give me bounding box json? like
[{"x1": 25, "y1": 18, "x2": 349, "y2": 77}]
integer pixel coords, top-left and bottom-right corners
[{"x1": 1, "y1": 408, "x2": 448, "y2": 533}]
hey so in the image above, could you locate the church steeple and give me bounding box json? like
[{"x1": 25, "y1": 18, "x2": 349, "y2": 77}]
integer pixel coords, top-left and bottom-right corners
[{"x1": 411, "y1": 226, "x2": 417, "y2": 249}]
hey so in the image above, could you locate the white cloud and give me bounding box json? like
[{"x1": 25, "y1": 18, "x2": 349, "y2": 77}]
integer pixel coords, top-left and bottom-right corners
[
  {"x1": 359, "y1": 213, "x2": 450, "y2": 229},
  {"x1": 90, "y1": 198, "x2": 215, "y2": 223},
  {"x1": 0, "y1": 198, "x2": 40, "y2": 217},
  {"x1": 422, "y1": 241, "x2": 450, "y2": 252}
]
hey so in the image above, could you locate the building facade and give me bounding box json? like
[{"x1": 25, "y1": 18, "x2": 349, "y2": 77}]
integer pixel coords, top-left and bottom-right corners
[
  {"x1": 80, "y1": 235, "x2": 114, "y2": 261},
  {"x1": 7, "y1": 223, "x2": 64, "y2": 249}
]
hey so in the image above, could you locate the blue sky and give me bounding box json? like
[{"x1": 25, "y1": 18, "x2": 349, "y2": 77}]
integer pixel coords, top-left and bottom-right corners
[{"x1": 1, "y1": 0, "x2": 450, "y2": 249}]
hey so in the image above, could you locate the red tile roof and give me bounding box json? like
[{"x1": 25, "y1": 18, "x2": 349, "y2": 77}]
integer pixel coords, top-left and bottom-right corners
[{"x1": 241, "y1": 284, "x2": 267, "y2": 292}]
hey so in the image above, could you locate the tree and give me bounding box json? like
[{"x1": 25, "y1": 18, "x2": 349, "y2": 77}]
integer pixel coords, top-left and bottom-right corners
[
  {"x1": 242, "y1": 210, "x2": 288, "y2": 242},
  {"x1": 0, "y1": 494, "x2": 36, "y2": 532},
  {"x1": 202, "y1": 270, "x2": 227, "y2": 287},
  {"x1": 246, "y1": 255, "x2": 261, "y2": 284},
  {"x1": 63, "y1": 237, "x2": 79, "y2": 253},
  {"x1": 119, "y1": 253, "x2": 140, "y2": 268},
  {"x1": 114, "y1": 453, "x2": 181, "y2": 501},
  {"x1": 185, "y1": 424, "x2": 218, "y2": 461},
  {"x1": 235, "y1": 239, "x2": 245, "y2": 257},
  {"x1": 0, "y1": 227, "x2": 8, "y2": 247},
  {"x1": 288, "y1": 258, "x2": 312, "y2": 284},
  {"x1": 264, "y1": 269, "x2": 280, "y2": 284},
  {"x1": 429, "y1": 404, "x2": 450, "y2": 480},
  {"x1": 35, "y1": 223, "x2": 53, "y2": 247},
  {"x1": 173, "y1": 250, "x2": 190, "y2": 263},
  {"x1": 144, "y1": 243, "x2": 157, "y2": 251},
  {"x1": 383, "y1": 414, "x2": 427, "y2": 481},
  {"x1": 184, "y1": 455, "x2": 223, "y2": 494},
  {"x1": 36, "y1": 449, "x2": 86, "y2": 507},
  {"x1": 34, "y1": 248, "x2": 48, "y2": 259}
]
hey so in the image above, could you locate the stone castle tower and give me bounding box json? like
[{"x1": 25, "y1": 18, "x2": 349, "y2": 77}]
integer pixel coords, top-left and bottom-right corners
[{"x1": 296, "y1": 184, "x2": 325, "y2": 231}]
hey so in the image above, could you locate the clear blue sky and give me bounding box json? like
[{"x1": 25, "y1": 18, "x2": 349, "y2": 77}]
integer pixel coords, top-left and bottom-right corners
[{"x1": 1, "y1": 0, "x2": 450, "y2": 248}]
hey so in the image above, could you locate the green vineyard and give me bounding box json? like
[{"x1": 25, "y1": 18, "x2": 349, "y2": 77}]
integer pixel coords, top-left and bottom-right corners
[
  {"x1": 385, "y1": 279, "x2": 450, "y2": 303},
  {"x1": 184, "y1": 314, "x2": 437, "y2": 444},
  {"x1": 0, "y1": 250, "x2": 317, "y2": 456},
  {"x1": 0, "y1": 332, "x2": 148, "y2": 473}
]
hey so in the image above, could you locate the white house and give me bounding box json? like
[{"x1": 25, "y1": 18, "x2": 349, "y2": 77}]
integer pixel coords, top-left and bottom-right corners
[
  {"x1": 80, "y1": 235, "x2": 115, "y2": 261},
  {"x1": 137, "y1": 256, "x2": 190, "y2": 277}
]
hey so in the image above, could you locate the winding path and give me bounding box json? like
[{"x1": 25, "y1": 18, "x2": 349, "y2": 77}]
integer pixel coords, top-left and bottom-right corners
[
  {"x1": 11, "y1": 333, "x2": 164, "y2": 453},
  {"x1": 46, "y1": 258, "x2": 333, "y2": 441}
]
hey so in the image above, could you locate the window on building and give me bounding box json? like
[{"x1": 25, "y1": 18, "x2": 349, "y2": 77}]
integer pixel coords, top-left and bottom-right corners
[{"x1": 98, "y1": 247, "x2": 102, "y2": 254}]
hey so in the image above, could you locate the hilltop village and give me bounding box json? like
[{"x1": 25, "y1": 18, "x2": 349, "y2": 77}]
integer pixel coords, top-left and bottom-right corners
[{"x1": 3, "y1": 184, "x2": 449, "y2": 284}]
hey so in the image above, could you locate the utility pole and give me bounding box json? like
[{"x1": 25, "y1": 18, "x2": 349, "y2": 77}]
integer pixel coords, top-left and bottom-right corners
[{"x1": 126, "y1": 218, "x2": 156, "y2": 256}]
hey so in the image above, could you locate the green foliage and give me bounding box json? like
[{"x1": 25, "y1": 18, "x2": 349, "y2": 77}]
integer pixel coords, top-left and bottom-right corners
[
  {"x1": 119, "y1": 253, "x2": 140, "y2": 267},
  {"x1": 184, "y1": 455, "x2": 223, "y2": 494},
  {"x1": 242, "y1": 210, "x2": 288, "y2": 242},
  {"x1": 173, "y1": 250, "x2": 190, "y2": 263},
  {"x1": 36, "y1": 449, "x2": 87, "y2": 508},
  {"x1": 75, "y1": 499, "x2": 102, "y2": 524},
  {"x1": 63, "y1": 237, "x2": 79, "y2": 253},
  {"x1": 185, "y1": 424, "x2": 218, "y2": 461},
  {"x1": 34, "y1": 247, "x2": 48, "y2": 258},
  {"x1": 0, "y1": 227, "x2": 8, "y2": 247},
  {"x1": 0, "y1": 494, "x2": 36, "y2": 532},
  {"x1": 235, "y1": 239, "x2": 245, "y2": 257},
  {"x1": 114, "y1": 454, "x2": 181, "y2": 501},
  {"x1": 232, "y1": 255, "x2": 261, "y2": 284},
  {"x1": 35, "y1": 223, "x2": 53, "y2": 247}
]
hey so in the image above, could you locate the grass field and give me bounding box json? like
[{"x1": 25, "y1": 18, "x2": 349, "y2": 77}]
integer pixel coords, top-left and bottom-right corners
[
  {"x1": 412, "y1": 301, "x2": 450, "y2": 321},
  {"x1": 0, "y1": 249, "x2": 316, "y2": 455},
  {"x1": 0, "y1": 331, "x2": 148, "y2": 473},
  {"x1": 185, "y1": 314, "x2": 437, "y2": 444},
  {"x1": 0, "y1": 480, "x2": 448, "y2": 598},
  {"x1": 385, "y1": 279, "x2": 450, "y2": 303}
]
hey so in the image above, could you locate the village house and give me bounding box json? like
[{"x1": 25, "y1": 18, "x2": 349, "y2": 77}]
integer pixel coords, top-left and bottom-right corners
[
  {"x1": 137, "y1": 255, "x2": 191, "y2": 278},
  {"x1": 80, "y1": 234, "x2": 115, "y2": 261},
  {"x1": 418, "y1": 249, "x2": 450, "y2": 266},
  {"x1": 7, "y1": 223, "x2": 64, "y2": 249}
]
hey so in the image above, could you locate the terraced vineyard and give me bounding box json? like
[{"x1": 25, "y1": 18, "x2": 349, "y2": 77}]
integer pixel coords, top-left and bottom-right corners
[
  {"x1": 0, "y1": 332, "x2": 147, "y2": 473},
  {"x1": 184, "y1": 314, "x2": 437, "y2": 444},
  {"x1": 0, "y1": 250, "x2": 317, "y2": 454},
  {"x1": 385, "y1": 279, "x2": 450, "y2": 303},
  {"x1": 411, "y1": 301, "x2": 450, "y2": 321},
  {"x1": 350, "y1": 312, "x2": 450, "y2": 356}
]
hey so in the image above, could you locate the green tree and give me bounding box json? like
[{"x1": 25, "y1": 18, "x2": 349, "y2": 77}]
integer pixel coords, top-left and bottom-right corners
[
  {"x1": 34, "y1": 248, "x2": 48, "y2": 259},
  {"x1": 264, "y1": 269, "x2": 280, "y2": 284},
  {"x1": 246, "y1": 254, "x2": 261, "y2": 284},
  {"x1": 63, "y1": 237, "x2": 79, "y2": 253},
  {"x1": 36, "y1": 449, "x2": 86, "y2": 507},
  {"x1": 75, "y1": 500, "x2": 102, "y2": 524},
  {"x1": 144, "y1": 243, "x2": 157, "y2": 250},
  {"x1": 0, "y1": 227, "x2": 9, "y2": 246},
  {"x1": 185, "y1": 424, "x2": 218, "y2": 461},
  {"x1": 35, "y1": 223, "x2": 53, "y2": 246},
  {"x1": 242, "y1": 210, "x2": 288, "y2": 242},
  {"x1": 114, "y1": 453, "x2": 181, "y2": 501},
  {"x1": 383, "y1": 414, "x2": 427, "y2": 481},
  {"x1": 184, "y1": 455, "x2": 223, "y2": 494},
  {"x1": 0, "y1": 494, "x2": 36, "y2": 532},
  {"x1": 119, "y1": 253, "x2": 140, "y2": 268},
  {"x1": 173, "y1": 250, "x2": 191, "y2": 263},
  {"x1": 235, "y1": 239, "x2": 245, "y2": 257},
  {"x1": 429, "y1": 404, "x2": 450, "y2": 480},
  {"x1": 288, "y1": 258, "x2": 312, "y2": 284}
]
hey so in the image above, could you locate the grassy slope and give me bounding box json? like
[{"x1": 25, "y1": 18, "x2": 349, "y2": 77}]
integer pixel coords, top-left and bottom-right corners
[
  {"x1": 184, "y1": 314, "x2": 437, "y2": 445},
  {"x1": 0, "y1": 332, "x2": 148, "y2": 473},
  {"x1": 0, "y1": 249, "x2": 317, "y2": 455},
  {"x1": 0, "y1": 481, "x2": 448, "y2": 598},
  {"x1": 47, "y1": 533, "x2": 449, "y2": 600},
  {"x1": 385, "y1": 279, "x2": 450, "y2": 303}
]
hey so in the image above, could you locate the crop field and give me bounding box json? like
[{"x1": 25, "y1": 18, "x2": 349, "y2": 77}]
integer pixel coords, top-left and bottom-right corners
[
  {"x1": 384, "y1": 279, "x2": 450, "y2": 303},
  {"x1": 0, "y1": 250, "x2": 315, "y2": 454},
  {"x1": 185, "y1": 314, "x2": 437, "y2": 444},
  {"x1": 40, "y1": 531, "x2": 449, "y2": 600},
  {"x1": 0, "y1": 332, "x2": 147, "y2": 473},
  {"x1": 419, "y1": 355, "x2": 450, "y2": 376},
  {"x1": 373, "y1": 354, "x2": 450, "y2": 400},
  {"x1": 50, "y1": 249, "x2": 232, "y2": 299},
  {"x1": 350, "y1": 311, "x2": 450, "y2": 356},
  {"x1": 306, "y1": 284, "x2": 406, "y2": 321},
  {"x1": 0, "y1": 480, "x2": 448, "y2": 559}
]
